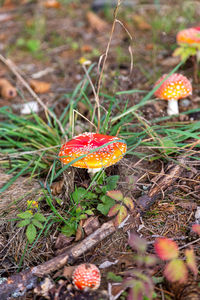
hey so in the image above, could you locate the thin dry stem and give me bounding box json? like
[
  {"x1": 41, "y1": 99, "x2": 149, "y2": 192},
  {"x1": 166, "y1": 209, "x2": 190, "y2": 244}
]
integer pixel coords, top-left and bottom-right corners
[{"x1": 0, "y1": 54, "x2": 66, "y2": 139}]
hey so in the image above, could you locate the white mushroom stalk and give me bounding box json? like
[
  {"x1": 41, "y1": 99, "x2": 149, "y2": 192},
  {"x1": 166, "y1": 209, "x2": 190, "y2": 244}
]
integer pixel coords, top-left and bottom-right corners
[{"x1": 167, "y1": 99, "x2": 179, "y2": 115}]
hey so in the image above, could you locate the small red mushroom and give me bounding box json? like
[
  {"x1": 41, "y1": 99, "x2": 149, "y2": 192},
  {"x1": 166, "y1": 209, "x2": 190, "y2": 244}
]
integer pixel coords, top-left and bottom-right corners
[
  {"x1": 59, "y1": 132, "x2": 127, "y2": 174},
  {"x1": 72, "y1": 263, "x2": 101, "y2": 291},
  {"x1": 176, "y1": 27, "x2": 200, "y2": 83},
  {"x1": 154, "y1": 73, "x2": 192, "y2": 115},
  {"x1": 176, "y1": 27, "x2": 200, "y2": 45}
]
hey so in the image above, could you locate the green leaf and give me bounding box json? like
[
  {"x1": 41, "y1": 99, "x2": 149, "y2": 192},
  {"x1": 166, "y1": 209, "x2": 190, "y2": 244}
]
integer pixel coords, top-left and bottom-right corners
[
  {"x1": 72, "y1": 187, "x2": 87, "y2": 202},
  {"x1": 107, "y1": 272, "x2": 123, "y2": 282},
  {"x1": 26, "y1": 39, "x2": 41, "y2": 52},
  {"x1": 105, "y1": 175, "x2": 119, "y2": 190},
  {"x1": 107, "y1": 190, "x2": 123, "y2": 201},
  {"x1": 123, "y1": 196, "x2": 134, "y2": 211},
  {"x1": 32, "y1": 219, "x2": 44, "y2": 229},
  {"x1": 17, "y1": 219, "x2": 31, "y2": 227},
  {"x1": 61, "y1": 223, "x2": 76, "y2": 237},
  {"x1": 33, "y1": 213, "x2": 47, "y2": 222},
  {"x1": 97, "y1": 196, "x2": 115, "y2": 215},
  {"x1": 17, "y1": 211, "x2": 33, "y2": 219},
  {"x1": 26, "y1": 224, "x2": 37, "y2": 244}
]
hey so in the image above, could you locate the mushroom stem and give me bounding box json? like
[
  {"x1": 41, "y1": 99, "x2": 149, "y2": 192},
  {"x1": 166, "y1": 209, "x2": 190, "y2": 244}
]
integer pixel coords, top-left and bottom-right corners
[
  {"x1": 88, "y1": 168, "x2": 102, "y2": 177},
  {"x1": 167, "y1": 99, "x2": 179, "y2": 115}
]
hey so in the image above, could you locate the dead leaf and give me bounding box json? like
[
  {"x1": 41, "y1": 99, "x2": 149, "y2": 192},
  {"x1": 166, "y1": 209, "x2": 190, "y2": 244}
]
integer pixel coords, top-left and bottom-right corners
[
  {"x1": 0, "y1": 78, "x2": 16, "y2": 99},
  {"x1": 75, "y1": 220, "x2": 84, "y2": 241},
  {"x1": 63, "y1": 266, "x2": 76, "y2": 279},
  {"x1": 81, "y1": 44, "x2": 92, "y2": 53},
  {"x1": 51, "y1": 179, "x2": 64, "y2": 195},
  {"x1": 86, "y1": 11, "x2": 108, "y2": 33},
  {"x1": 30, "y1": 79, "x2": 51, "y2": 94},
  {"x1": 44, "y1": 0, "x2": 61, "y2": 8},
  {"x1": 82, "y1": 216, "x2": 100, "y2": 236},
  {"x1": 160, "y1": 56, "x2": 181, "y2": 67},
  {"x1": 54, "y1": 233, "x2": 74, "y2": 250},
  {"x1": 177, "y1": 202, "x2": 197, "y2": 210},
  {"x1": 132, "y1": 14, "x2": 151, "y2": 30},
  {"x1": 34, "y1": 277, "x2": 55, "y2": 299}
]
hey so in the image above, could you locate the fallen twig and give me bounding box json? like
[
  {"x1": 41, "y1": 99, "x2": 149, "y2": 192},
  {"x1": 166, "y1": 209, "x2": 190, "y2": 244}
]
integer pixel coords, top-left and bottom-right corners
[{"x1": 0, "y1": 221, "x2": 116, "y2": 299}]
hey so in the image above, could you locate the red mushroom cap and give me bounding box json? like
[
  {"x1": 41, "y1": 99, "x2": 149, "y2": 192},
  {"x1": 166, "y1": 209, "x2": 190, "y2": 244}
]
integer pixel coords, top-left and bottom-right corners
[
  {"x1": 72, "y1": 263, "x2": 101, "y2": 291},
  {"x1": 154, "y1": 73, "x2": 192, "y2": 101},
  {"x1": 59, "y1": 132, "x2": 127, "y2": 171},
  {"x1": 177, "y1": 27, "x2": 200, "y2": 45}
]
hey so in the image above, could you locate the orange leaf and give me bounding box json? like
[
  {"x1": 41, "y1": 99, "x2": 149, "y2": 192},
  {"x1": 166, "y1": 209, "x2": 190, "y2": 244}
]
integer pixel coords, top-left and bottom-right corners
[
  {"x1": 114, "y1": 206, "x2": 127, "y2": 227},
  {"x1": 86, "y1": 11, "x2": 108, "y2": 33},
  {"x1": 44, "y1": 0, "x2": 61, "y2": 8},
  {"x1": 154, "y1": 238, "x2": 179, "y2": 260},
  {"x1": 192, "y1": 224, "x2": 200, "y2": 235},
  {"x1": 0, "y1": 78, "x2": 16, "y2": 99},
  {"x1": 164, "y1": 259, "x2": 188, "y2": 283},
  {"x1": 107, "y1": 190, "x2": 123, "y2": 201},
  {"x1": 30, "y1": 79, "x2": 51, "y2": 94},
  {"x1": 185, "y1": 247, "x2": 198, "y2": 277}
]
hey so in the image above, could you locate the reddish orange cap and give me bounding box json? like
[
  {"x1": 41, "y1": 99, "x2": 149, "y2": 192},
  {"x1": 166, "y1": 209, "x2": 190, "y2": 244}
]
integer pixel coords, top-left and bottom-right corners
[
  {"x1": 59, "y1": 132, "x2": 127, "y2": 170},
  {"x1": 177, "y1": 27, "x2": 200, "y2": 45},
  {"x1": 72, "y1": 263, "x2": 101, "y2": 290},
  {"x1": 154, "y1": 73, "x2": 192, "y2": 101}
]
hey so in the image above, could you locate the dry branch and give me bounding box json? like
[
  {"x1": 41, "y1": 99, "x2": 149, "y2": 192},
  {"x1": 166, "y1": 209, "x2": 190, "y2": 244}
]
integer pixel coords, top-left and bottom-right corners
[{"x1": 0, "y1": 221, "x2": 115, "y2": 299}]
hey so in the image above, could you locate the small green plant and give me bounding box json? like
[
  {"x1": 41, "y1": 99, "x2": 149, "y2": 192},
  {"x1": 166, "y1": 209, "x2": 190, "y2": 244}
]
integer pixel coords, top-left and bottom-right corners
[
  {"x1": 17, "y1": 201, "x2": 47, "y2": 244},
  {"x1": 61, "y1": 174, "x2": 120, "y2": 237},
  {"x1": 16, "y1": 38, "x2": 41, "y2": 53}
]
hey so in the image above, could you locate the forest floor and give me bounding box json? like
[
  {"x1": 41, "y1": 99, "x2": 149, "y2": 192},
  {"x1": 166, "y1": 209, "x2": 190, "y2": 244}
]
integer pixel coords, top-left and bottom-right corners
[{"x1": 0, "y1": 0, "x2": 200, "y2": 299}]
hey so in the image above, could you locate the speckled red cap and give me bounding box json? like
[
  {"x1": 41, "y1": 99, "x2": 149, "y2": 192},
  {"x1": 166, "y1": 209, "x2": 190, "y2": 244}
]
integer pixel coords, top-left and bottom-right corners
[
  {"x1": 59, "y1": 132, "x2": 127, "y2": 170},
  {"x1": 154, "y1": 73, "x2": 192, "y2": 101},
  {"x1": 72, "y1": 263, "x2": 101, "y2": 290},
  {"x1": 177, "y1": 27, "x2": 200, "y2": 44}
]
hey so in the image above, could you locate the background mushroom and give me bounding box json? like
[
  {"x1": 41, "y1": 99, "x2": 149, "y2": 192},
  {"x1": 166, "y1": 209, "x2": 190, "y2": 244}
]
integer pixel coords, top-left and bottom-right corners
[
  {"x1": 154, "y1": 73, "x2": 192, "y2": 116},
  {"x1": 59, "y1": 132, "x2": 127, "y2": 175},
  {"x1": 174, "y1": 26, "x2": 200, "y2": 82}
]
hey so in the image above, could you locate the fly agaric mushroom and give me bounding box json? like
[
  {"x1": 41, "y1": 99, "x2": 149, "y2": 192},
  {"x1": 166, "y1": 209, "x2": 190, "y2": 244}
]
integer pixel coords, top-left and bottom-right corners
[
  {"x1": 154, "y1": 73, "x2": 192, "y2": 115},
  {"x1": 175, "y1": 27, "x2": 200, "y2": 83},
  {"x1": 72, "y1": 263, "x2": 101, "y2": 291},
  {"x1": 59, "y1": 132, "x2": 127, "y2": 174},
  {"x1": 176, "y1": 27, "x2": 200, "y2": 45}
]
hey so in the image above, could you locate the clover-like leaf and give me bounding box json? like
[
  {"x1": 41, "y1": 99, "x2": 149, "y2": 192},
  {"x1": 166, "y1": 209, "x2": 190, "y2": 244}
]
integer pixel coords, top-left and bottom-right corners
[
  {"x1": 192, "y1": 224, "x2": 200, "y2": 235},
  {"x1": 164, "y1": 259, "x2": 187, "y2": 283},
  {"x1": 128, "y1": 232, "x2": 147, "y2": 253},
  {"x1": 108, "y1": 204, "x2": 121, "y2": 217},
  {"x1": 106, "y1": 190, "x2": 123, "y2": 201},
  {"x1": 123, "y1": 196, "x2": 134, "y2": 211},
  {"x1": 154, "y1": 238, "x2": 179, "y2": 260},
  {"x1": 114, "y1": 205, "x2": 128, "y2": 227},
  {"x1": 17, "y1": 219, "x2": 31, "y2": 227},
  {"x1": 33, "y1": 213, "x2": 47, "y2": 222},
  {"x1": 32, "y1": 219, "x2": 44, "y2": 229},
  {"x1": 17, "y1": 211, "x2": 32, "y2": 219},
  {"x1": 26, "y1": 224, "x2": 37, "y2": 244},
  {"x1": 185, "y1": 247, "x2": 198, "y2": 277}
]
